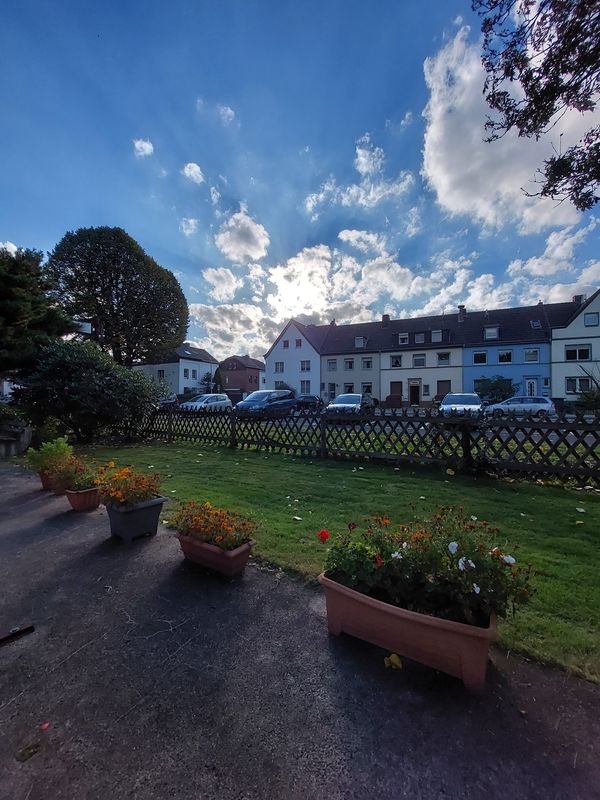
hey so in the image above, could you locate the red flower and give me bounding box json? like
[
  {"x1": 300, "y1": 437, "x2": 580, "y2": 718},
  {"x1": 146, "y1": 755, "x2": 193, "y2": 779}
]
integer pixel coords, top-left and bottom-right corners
[
  {"x1": 374, "y1": 553, "x2": 383, "y2": 569},
  {"x1": 348, "y1": 521, "x2": 358, "y2": 531},
  {"x1": 317, "y1": 529, "x2": 331, "y2": 543}
]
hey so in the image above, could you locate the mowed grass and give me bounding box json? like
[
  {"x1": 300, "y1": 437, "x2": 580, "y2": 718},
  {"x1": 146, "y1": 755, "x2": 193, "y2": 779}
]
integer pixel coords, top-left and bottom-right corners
[{"x1": 82, "y1": 441, "x2": 600, "y2": 681}]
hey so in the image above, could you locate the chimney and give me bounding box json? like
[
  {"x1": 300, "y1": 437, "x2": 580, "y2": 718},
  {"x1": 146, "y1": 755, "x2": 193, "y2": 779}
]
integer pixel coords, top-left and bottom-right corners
[
  {"x1": 572, "y1": 294, "x2": 585, "y2": 305},
  {"x1": 458, "y1": 304, "x2": 466, "y2": 322},
  {"x1": 537, "y1": 300, "x2": 543, "y2": 306},
  {"x1": 382, "y1": 313, "x2": 390, "y2": 326}
]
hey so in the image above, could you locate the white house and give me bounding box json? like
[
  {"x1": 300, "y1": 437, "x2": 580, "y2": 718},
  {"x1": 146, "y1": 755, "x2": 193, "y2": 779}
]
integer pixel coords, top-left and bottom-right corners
[
  {"x1": 134, "y1": 343, "x2": 218, "y2": 396},
  {"x1": 263, "y1": 320, "x2": 330, "y2": 395},
  {"x1": 551, "y1": 290, "x2": 600, "y2": 402}
]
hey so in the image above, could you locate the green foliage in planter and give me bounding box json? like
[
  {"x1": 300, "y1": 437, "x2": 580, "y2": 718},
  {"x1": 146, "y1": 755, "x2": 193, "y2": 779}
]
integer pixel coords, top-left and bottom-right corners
[
  {"x1": 13, "y1": 340, "x2": 162, "y2": 442},
  {"x1": 52, "y1": 455, "x2": 98, "y2": 491},
  {"x1": 26, "y1": 437, "x2": 73, "y2": 474},
  {"x1": 319, "y1": 507, "x2": 533, "y2": 627}
]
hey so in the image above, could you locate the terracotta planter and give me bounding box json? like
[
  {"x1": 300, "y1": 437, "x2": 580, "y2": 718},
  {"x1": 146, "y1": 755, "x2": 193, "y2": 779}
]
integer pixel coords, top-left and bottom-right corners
[
  {"x1": 65, "y1": 487, "x2": 101, "y2": 512},
  {"x1": 105, "y1": 496, "x2": 166, "y2": 543},
  {"x1": 318, "y1": 574, "x2": 496, "y2": 691},
  {"x1": 38, "y1": 471, "x2": 54, "y2": 491},
  {"x1": 177, "y1": 534, "x2": 256, "y2": 577}
]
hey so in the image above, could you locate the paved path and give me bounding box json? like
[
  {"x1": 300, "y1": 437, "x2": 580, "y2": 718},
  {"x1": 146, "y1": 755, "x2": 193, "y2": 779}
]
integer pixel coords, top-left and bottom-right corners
[{"x1": 1, "y1": 462, "x2": 599, "y2": 800}]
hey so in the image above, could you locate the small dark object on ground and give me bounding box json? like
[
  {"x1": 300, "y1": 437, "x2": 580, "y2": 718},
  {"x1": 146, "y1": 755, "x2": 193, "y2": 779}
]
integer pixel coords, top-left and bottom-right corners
[{"x1": 0, "y1": 624, "x2": 35, "y2": 647}]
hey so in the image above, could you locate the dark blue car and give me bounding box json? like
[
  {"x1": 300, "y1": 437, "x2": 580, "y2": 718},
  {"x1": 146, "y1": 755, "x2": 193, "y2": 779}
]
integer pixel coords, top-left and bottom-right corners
[{"x1": 235, "y1": 389, "x2": 297, "y2": 417}]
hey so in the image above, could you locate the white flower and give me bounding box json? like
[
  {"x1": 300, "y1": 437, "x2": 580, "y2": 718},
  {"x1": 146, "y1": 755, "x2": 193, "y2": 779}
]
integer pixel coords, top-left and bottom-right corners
[
  {"x1": 472, "y1": 583, "x2": 481, "y2": 594},
  {"x1": 391, "y1": 551, "x2": 402, "y2": 560},
  {"x1": 458, "y1": 557, "x2": 466, "y2": 571},
  {"x1": 470, "y1": 515, "x2": 478, "y2": 521},
  {"x1": 402, "y1": 542, "x2": 409, "y2": 550},
  {"x1": 468, "y1": 559, "x2": 475, "y2": 569},
  {"x1": 448, "y1": 541, "x2": 459, "y2": 555},
  {"x1": 502, "y1": 555, "x2": 516, "y2": 565}
]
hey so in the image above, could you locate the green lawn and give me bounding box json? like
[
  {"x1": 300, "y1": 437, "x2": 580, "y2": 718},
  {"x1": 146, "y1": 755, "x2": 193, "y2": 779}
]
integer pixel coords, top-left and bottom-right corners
[{"x1": 81, "y1": 441, "x2": 600, "y2": 682}]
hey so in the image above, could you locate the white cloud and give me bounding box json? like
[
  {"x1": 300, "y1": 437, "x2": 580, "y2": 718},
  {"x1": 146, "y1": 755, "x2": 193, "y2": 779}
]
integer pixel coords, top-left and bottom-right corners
[
  {"x1": 210, "y1": 186, "x2": 220, "y2": 206},
  {"x1": 179, "y1": 218, "x2": 199, "y2": 237},
  {"x1": 188, "y1": 302, "x2": 281, "y2": 360},
  {"x1": 196, "y1": 97, "x2": 204, "y2": 110},
  {"x1": 181, "y1": 162, "x2": 205, "y2": 185},
  {"x1": 421, "y1": 26, "x2": 594, "y2": 234},
  {"x1": 217, "y1": 105, "x2": 236, "y2": 126},
  {"x1": 338, "y1": 229, "x2": 388, "y2": 255},
  {"x1": 404, "y1": 206, "x2": 422, "y2": 238},
  {"x1": 202, "y1": 267, "x2": 243, "y2": 302},
  {"x1": 0, "y1": 240, "x2": 18, "y2": 255},
  {"x1": 304, "y1": 135, "x2": 413, "y2": 219},
  {"x1": 133, "y1": 138, "x2": 154, "y2": 157},
  {"x1": 266, "y1": 245, "x2": 333, "y2": 318},
  {"x1": 507, "y1": 218, "x2": 598, "y2": 276},
  {"x1": 215, "y1": 205, "x2": 270, "y2": 263}
]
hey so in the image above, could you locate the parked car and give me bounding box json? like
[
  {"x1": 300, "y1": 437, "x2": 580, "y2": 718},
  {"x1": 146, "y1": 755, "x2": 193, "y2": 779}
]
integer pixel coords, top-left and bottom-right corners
[
  {"x1": 158, "y1": 392, "x2": 179, "y2": 407},
  {"x1": 295, "y1": 394, "x2": 324, "y2": 413},
  {"x1": 484, "y1": 396, "x2": 556, "y2": 418},
  {"x1": 180, "y1": 393, "x2": 232, "y2": 411},
  {"x1": 234, "y1": 389, "x2": 297, "y2": 417},
  {"x1": 323, "y1": 393, "x2": 374, "y2": 415},
  {"x1": 438, "y1": 393, "x2": 483, "y2": 417}
]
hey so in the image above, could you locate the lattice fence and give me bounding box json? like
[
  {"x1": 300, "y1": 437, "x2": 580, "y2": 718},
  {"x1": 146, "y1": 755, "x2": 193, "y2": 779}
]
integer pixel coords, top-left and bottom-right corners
[{"x1": 144, "y1": 407, "x2": 600, "y2": 484}]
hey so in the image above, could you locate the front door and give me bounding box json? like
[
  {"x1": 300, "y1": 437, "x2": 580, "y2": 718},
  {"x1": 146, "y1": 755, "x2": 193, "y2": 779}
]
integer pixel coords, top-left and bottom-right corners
[
  {"x1": 409, "y1": 382, "x2": 420, "y2": 405},
  {"x1": 390, "y1": 381, "x2": 403, "y2": 397},
  {"x1": 525, "y1": 379, "x2": 537, "y2": 396}
]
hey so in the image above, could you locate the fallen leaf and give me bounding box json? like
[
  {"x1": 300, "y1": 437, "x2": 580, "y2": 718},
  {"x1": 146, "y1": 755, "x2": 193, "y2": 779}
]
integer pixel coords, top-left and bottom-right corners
[
  {"x1": 292, "y1": 516, "x2": 302, "y2": 521},
  {"x1": 471, "y1": 515, "x2": 478, "y2": 521},
  {"x1": 575, "y1": 520, "x2": 584, "y2": 525},
  {"x1": 39, "y1": 722, "x2": 50, "y2": 731},
  {"x1": 419, "y1": 496, "x2": 426, "y2": 500},
  {"x1": 446, "y1": 468, "x2": 455, "y2": 476},
  {"x1": 576, "y1": 507, "x2": 586, "y2": 513}
]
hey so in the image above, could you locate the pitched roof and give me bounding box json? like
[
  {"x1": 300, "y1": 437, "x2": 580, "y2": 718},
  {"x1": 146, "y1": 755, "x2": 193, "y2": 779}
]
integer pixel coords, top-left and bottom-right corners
[
  {"x1": 172, "y1": 343, "x2": 218, "y2": 364},
  {"x1": 220, "y1": 355, "x2": 265, "y2": 370},
  {"x1": 550, "y1": 288, "x2": 600, "y2": 328},
  {"x1": 263, "y1": 318, "x2": 331, "y2": 358}
]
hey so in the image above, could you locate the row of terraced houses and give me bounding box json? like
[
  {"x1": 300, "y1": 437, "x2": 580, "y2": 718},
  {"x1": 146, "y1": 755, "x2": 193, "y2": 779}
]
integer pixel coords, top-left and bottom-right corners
[{"x1": 263, "y1": 290, "x2": 600, "y2": 407}]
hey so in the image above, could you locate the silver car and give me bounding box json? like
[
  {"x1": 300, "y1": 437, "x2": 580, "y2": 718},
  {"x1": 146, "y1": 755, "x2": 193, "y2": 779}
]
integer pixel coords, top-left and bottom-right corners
[
  {"x1": 180, "y1": 393, "x2": 232, "y2": 411},
  {"x1": 484, "y1": 396, "x2": 556, "y2": 418},
  {"x1": 438, "y1": 393, "x2": 483, "y2": 417}
]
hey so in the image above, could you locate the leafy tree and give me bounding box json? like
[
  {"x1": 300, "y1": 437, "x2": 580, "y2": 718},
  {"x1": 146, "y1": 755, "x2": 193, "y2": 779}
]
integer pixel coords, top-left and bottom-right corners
[
  {"x1": 473, "y1": 0, "x2": 600, "y2": 210},
  {"x1": 0, "y1": 247, "x2": 75, "y2": 374},
  {"x1": 577, "y1": 363, "x2": 600, "y2": 409},
  {"x1": 13, "y1": 340, "x2": 162, "y2": 441},
  {"x1": 213, "y1": 366, "x2": 223, "y2": 391},
  {"x1": 474, "y1": 375, "x2": 520, "y2": 402},
  {"x1": 46, "y1": 227, "x2": 189, "y2": 366}
]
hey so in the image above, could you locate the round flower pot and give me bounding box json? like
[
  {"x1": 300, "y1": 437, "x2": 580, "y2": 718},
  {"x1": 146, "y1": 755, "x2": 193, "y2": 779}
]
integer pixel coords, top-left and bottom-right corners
[
  {"x1": 105, "y1": 496, "x2": 166, "y2": 543},
  {"x1": 318, "y1": 573, "x2": 497, "y2": 691},
  {"x1": 65, "y1": 487, "x2": 101, "y2": 512},
  {"x1": 38, "y1": 471, "x2": 55, "y2": 491},
  {"x1": 177, "y1": 534, "x2": 256, "y2": 577}
]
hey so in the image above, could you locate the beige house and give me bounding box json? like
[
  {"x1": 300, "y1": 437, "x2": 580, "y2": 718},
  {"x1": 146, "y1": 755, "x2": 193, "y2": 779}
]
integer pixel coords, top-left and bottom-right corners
[
  {"x1": 380, "y1": 345, "x2": 463, "y2": 406},
  {"x1": 551, "y1": 290, "x2": 600, "y2": 402}
]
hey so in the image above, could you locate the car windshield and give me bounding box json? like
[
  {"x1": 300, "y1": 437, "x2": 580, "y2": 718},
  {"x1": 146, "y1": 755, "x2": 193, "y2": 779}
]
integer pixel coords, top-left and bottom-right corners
[
  {"x1": 333, "y1": 394, "x2": 361, "y2": 404},
  {"x1": 443, "y1": 394, "x2": 480, "y2": 404},
  {"x1": 187, "y1": 394, "x2": 208, "y2": 402},
  {"x1": 243, "y1": 391, "x2": 272, "y2": 402}
]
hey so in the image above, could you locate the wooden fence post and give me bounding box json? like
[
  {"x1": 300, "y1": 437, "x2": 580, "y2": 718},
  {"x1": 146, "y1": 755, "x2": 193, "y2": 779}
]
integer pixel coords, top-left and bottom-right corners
[
  {"x1": 167, "y1": 406, "x2": 174, "y2": 443},
  {"x1": 460, "y1": 421, "x2": 473, "y2": 471},
  {"x1": 319, "y1": 414, "x2": 327, "y2": 459},
  {"x1": 230, "y1": 412, "x2": 237, "y2": 450}
]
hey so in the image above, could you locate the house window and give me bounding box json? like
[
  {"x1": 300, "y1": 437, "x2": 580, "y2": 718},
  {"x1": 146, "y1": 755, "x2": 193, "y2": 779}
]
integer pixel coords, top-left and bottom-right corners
[
  {"x1": 300, "y1": 360, "x2": 311, "y2": 372},
  {"x1": 361, "y1": 382, "x2": 373, "y2": 394},
  {"x1": 262, "y1": 376, "x2": 266, "y2": 384},
  {"x1": 327, "y1": 359, "x2": 337, "y2": 371},
  {"x1": 431, "y1": 330, "x2": 442, "y2": 343},
  {"x1": 524, "y1": 348, "x2": 539, "y2": 363},
  {"x1": 498, "y1": 351, "x2": 512, "y2": 364},
  {"x1": 437, "y1": 352, "x2": 450, "y2": 366},
  {"x1": 412, "y1": 353, "x2": 426, "y2": 367},
  {"x1": 423, "y1": 384, "x2": 430, "y2": 397},
  {"x1": 157, "y1": 369, "x2": 165, "y2": 380},
  {"x1": 274, "y1": 381, "x2": 285, "y2": 389},
  {"x1": 362, "y1": 358, "x2": 372, "y2": 369},
  {"x1": 398, "y1": 333, "x2": 409, "y2": 345},
  {"x1": 473, "y1": 352, "x2": 487, "y2": 365},
  {"x1": 275, "y1": 362, "x2": 284, "y2": 373},
  {"x1": 328, "y1": 382, "x2": 336, "y2": 399},
  {"x1": 566, "y1": 377, "x2": 591, "y2": 394},
  {"x1": 584, "y1": 312, "x2": 599, "y2": 326},
  {"x1": 543, "y1": 377, "x2": 550, "y2": 389},
  {"x1": 354, "y1": 336, "x2": 367, "y2": 348},
  {"x1": 295, "y1": 338, "x2": 302, "y2": 348},
  {"x1": 344, "y1": 358, "x2": 354, "y2": 370},
  {"x1": 301, "y1": 380, "x2": 311, "y2": 394},
  {"x1": 343, "y1": 383, "x2": 354, "y2": 393},
  {"x1": 415, "y1": 333, "x2": 425, "y2": 344},
  {"x1": 192, "y1": 369, "x2": 197, "y2": 379},
  {"x1": 390, "y1": 355, "x2": 402, "y2": 368},
  {"x1": 283, "y1": 340, "x2": 289, "y2": 349},
  {"x1": 484, "y1": 326, "x2": 499, "y2": 340},
  {"x1": 183, "y1": 368, "x2": 189, "y2": 379},
  {"x1": 530, "y1": 319, "x2": 542, "y2": 330},
  {"x1": 565, "y1": 346, "x2": 591, "y2": 361}
]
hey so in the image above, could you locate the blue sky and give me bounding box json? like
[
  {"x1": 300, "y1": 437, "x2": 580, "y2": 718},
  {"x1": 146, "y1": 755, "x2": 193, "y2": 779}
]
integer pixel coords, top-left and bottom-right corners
[{"x1": 1, "y1": 0, "x2": 598, "y2": 359}]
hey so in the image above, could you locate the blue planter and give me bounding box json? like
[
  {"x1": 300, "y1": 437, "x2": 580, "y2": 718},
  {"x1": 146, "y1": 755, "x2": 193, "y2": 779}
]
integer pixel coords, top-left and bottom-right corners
[{"x1": 105, "y1": 496, "x2": 166, "y2": 543}]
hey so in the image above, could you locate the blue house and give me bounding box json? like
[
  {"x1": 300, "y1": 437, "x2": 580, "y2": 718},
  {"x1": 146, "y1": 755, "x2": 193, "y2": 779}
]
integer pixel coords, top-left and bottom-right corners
[{"x1": 459, "y1": 301, "x2": 578, "y2": 398}]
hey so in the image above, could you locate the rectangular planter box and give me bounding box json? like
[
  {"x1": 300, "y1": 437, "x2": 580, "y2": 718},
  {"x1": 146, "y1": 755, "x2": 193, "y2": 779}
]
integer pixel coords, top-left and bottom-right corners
[
  {"x1": 318, "y1": 574, "x2": 496, "y2": 691},
  {"x1": 65, "y1": 487, "x2": 100, "y2": 512},
  {"x1": 106, "y1": 496, "x2": 166, "y2": 543},
  {"x1": 177, "y1": 534, "x2": 256, "y2": 577}
]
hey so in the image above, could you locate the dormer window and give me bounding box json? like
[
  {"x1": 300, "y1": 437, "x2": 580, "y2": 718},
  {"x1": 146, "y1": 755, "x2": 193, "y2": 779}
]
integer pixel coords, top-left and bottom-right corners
[
  {"x1": 530, "y1": 320, "x2": 542, "y2": 330},
  {"x1": 431, "y1": 329, "x2": 442, "y2": 343},
  {"x1": 398, "y1": 333, "x2": 408, "y2": 345},
  {"x1": 355, "y1": 336, "x2": 367, "y2": 348},
  {"x1": 414, "y1": 333, "x2": 425, "y2": 344},
  {"x1": 484, "y1": 325, "x2": 499, "y2": 340}
]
